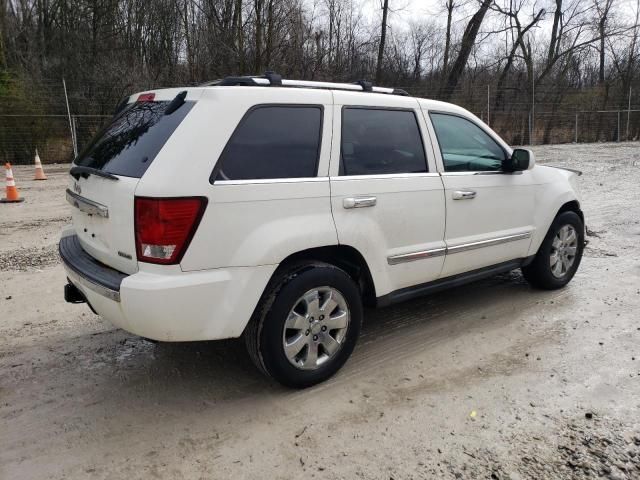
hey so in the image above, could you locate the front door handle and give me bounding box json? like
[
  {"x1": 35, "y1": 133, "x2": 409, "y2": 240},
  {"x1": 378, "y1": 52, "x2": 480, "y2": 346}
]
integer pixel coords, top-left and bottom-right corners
[
  {"x1": 343, "y1": 196, "x2": 377, "y2": 209},
  {"x1": 452, "y1": 190, "x2": 477, "y2": 200}
]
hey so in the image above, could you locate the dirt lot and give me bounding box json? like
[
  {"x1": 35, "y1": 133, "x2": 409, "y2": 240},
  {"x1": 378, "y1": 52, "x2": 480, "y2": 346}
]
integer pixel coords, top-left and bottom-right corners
[{"x1": 1, "y1": 142, "x2": 640, "y2": 480}]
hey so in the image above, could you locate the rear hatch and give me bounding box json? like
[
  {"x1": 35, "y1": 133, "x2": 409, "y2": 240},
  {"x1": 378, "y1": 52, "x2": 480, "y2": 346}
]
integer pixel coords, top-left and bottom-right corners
[{"x1": 67, "y1": 89, "x2": 197, "y2": 274}]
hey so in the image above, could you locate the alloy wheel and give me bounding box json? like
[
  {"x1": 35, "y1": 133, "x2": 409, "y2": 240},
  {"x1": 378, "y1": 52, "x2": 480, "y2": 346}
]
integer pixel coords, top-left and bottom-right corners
[
  {"x1": 550, "y1": 224, "x2": 578, "y2": 278},
  {"x1": 282, "y1": 287, "x2": 350, "y2": 370}
]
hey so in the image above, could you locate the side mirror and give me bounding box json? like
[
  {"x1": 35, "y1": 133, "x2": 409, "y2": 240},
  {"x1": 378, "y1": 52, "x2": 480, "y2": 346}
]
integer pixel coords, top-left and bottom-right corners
[{"x1": 504, "y1": 148, "x2": 535, "y2": 172}]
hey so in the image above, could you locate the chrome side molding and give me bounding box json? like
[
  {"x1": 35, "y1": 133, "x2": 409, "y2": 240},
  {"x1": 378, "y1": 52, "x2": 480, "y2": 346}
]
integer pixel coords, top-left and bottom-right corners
[
  {"x1": 387, "y1": 247, "x2": 446, "y2": 265},
  {"x1": 387, "y1": 231, "x2": 533, "y2": 265},
  {"x1": 66, "y1": 189, "x2": 109, "y2": 218},
  {"x1": 446, "y1": 232, "x2": 532, "y2": 254}
]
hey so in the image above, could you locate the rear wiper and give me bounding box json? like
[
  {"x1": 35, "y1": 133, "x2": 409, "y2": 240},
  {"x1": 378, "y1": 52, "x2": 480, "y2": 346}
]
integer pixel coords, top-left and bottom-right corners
[{"x1": 70, "y1": 166, "x2": 119, "y2": 181}]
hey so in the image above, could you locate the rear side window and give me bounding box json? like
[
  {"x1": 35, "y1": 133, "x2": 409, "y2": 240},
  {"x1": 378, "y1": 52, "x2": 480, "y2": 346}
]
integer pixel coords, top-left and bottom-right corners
[
  {"x1": 213, "y1": 105, "x2": 322, "y2": 181},
  {"x1": 340, "y1": 108, "x2": 427, "y2": 176},
  {"x1": 75, "y1": 100, "x2": 195, "y2": 178}
]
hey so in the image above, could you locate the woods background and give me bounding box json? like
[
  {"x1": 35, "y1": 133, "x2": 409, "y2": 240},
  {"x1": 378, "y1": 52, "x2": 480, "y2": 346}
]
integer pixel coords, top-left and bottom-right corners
[{"x1": 1, "y1": 0, "x2": 639, "y2": 164}]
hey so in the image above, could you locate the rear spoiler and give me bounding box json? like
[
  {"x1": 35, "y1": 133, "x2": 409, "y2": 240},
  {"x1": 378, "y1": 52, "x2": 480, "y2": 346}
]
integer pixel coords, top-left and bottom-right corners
[{"x1": 113, "y1": 90, "x2": 188, "y2": 115}]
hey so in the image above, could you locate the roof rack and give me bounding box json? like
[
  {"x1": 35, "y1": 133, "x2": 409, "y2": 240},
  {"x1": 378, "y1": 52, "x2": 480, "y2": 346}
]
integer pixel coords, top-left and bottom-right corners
[{"x1": 200, "y1": 72, "x2": 409, "y2": 96}]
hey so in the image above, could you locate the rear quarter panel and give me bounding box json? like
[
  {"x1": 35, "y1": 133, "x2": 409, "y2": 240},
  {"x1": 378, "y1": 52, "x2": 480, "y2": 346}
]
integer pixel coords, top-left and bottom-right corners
[{"x1": 137, "y1": 88, "x2": 337, "y2": 271}]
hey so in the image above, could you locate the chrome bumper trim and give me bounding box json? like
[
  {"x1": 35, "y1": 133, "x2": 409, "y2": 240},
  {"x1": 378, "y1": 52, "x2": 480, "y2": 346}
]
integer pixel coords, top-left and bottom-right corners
[
  {"x1": 64, "y1": 264, "x2": 121, "y2": 302},
  {"x1": 66, "y1": 189, "x2": 109, "y2": 218}
]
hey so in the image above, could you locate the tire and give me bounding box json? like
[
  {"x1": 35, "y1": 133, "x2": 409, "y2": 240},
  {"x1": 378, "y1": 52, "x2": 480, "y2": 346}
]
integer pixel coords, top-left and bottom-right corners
[
  {"x1": 244, "y1": 262, "x2": 363, "y2": 388},
  {"x1": 522, "y1": 211, "x2": 584, "y2": 290}
]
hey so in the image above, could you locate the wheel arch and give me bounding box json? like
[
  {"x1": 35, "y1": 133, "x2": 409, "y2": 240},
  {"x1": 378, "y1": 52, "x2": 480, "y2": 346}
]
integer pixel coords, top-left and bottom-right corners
[
  {"x1": 270, "y1": 245, "x2": 377, "y2": 307},
  {"x1": 529, "y1": 189, "x2": 584, "y2": 257},
  {"x1": 556, "y1": 199, "x2": 584, "y2": 224}
]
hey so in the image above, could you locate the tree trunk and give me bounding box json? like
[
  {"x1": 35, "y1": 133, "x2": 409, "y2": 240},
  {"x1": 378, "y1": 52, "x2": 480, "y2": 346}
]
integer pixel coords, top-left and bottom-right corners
[
  {"x1": 375, "y1": 0, "x2": 389, "y2": 83},
  {"x1": 494, "y1": 9, "x2": 544, "y2": 110},
  {"x1": 440, "y1": 0, "x2": 492, "y2": 100},
  {"x1": 547, "y1": 0, "x2": 562, "y2": 67},
  {"x1": 0, "y1": 0, "x2": 6, "y2": 69},
  {"x1": 265, "y1": 0, "x2": 274, "y2": 69},
  {"x1": 599, "y1": 27, "x2": 606, "y2": 84},
  {"x1": 596, "y1": 0, "x2": 614, "y2": 85},
  {"x1": 254, "y1": 0, "x2": 264, "y2": 72},
  {"x1": 443, "y1": 0, "x2": 454, "y2": 76},
  {"x1": 235, "y1": 0, "x2": 244, "y2": 73}
]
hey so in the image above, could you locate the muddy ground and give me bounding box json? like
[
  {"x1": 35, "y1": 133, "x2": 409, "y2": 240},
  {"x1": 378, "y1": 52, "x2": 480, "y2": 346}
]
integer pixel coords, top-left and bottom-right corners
[{"x1": 1, "y1": 143, "x2": 640, "y2": 480}]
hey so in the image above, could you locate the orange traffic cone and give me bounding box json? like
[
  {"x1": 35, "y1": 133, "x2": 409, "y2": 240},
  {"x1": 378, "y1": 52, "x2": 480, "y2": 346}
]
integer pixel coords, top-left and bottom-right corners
[
  {"x1": 1, "y1": 163, "x2": 24, "y2": 203},
  {"x1": 33, "y1": 149, "x2": 47, "y2": 180}
]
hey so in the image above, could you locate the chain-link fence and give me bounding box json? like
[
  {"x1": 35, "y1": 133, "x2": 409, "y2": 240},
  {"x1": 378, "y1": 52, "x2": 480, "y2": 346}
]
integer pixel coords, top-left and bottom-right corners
[
  {"x1": 0, "y1": 114, "x2": 110, "y2": 164},
  {"x1": 0, "y1": 76, "x2": 125, "y2": 165},
  {"x1": 1, "y1": 78, "x2": 639, "y2": 165},
  {"x1": 481, "y1": 110, "x2": 640, "y2": 145}
]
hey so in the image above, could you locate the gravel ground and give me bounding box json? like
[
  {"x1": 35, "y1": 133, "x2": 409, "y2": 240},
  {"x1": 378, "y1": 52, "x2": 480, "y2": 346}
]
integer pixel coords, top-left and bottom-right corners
[{"x1": 1, "y1": 144, "x2": 640, "y2": 479}]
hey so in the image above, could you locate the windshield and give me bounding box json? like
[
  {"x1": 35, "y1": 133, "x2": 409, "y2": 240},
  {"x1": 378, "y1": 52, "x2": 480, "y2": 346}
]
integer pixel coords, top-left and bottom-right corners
[{"x1": 74, "y1": 100, "x2": 194, "y2": 178}]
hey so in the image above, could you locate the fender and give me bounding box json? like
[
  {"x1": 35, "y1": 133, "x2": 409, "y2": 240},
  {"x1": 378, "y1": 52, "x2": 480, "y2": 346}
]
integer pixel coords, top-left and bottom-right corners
[{"x1": 528, "y1": 166, "x2": 583, "y2": 256}]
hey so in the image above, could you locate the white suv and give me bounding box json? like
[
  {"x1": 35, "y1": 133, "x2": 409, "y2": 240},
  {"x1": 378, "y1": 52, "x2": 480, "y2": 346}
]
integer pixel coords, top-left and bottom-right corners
[{"x1": 60, "y1": 73, "x2": 585, "y2": 387}]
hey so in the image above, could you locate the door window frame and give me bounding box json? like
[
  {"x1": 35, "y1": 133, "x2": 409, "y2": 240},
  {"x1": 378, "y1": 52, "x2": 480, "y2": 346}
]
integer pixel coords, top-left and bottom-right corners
[
  {"x1": 210, "y1": 103, "x2": 325, "y2": 184},
  {"x1": 426, "y1": 110, "x2": 512, "y2": 176},
  {"x1": 336, "y1": 105, "x2": 431, "y2": 178}
]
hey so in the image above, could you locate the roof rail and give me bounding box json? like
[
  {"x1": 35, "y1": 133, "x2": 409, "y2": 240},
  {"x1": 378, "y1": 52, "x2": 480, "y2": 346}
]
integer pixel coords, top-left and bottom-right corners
[{"x1": 200, "y1": 72, "x2": 410, "y2": 96}]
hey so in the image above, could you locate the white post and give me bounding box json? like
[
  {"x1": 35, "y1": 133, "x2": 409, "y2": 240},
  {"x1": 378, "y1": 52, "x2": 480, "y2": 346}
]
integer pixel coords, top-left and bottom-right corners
[
  {"x1": 575, "y1": 112, "x2": 578, "y2": 143},
  {"x1": 72, "y1": 116, "x2": 78, "y2": 154},
  {"x1": 487, "y1": 84, "x2": 490, "y2": 126},
  {"x1": 617, "y1": 110, "x2": 621, "y2": 142},
  {"x1": 531, "y1": 66, "x2": 535, "y2": 145},
  {"x1": 62, "y1": 78, "x2": 77, "y2": 158},
  {"x1": 627, "y1": 86, "x2": 632, "y2": 141}
]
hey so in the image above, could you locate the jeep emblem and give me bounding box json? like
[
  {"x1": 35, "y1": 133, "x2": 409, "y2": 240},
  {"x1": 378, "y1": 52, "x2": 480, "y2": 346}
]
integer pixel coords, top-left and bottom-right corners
[{"x1": 73, "y1": 182, "x2": 81, "y2": 194}]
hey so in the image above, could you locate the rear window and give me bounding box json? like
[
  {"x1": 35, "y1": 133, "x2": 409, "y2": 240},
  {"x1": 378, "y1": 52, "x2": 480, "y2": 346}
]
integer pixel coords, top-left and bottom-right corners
[
  {"x1": 74, "y1": 100, "x2": 195, "y2": 178},
  {"x1": 212, "y1": 105, "x2": 322, "y2": 182}
]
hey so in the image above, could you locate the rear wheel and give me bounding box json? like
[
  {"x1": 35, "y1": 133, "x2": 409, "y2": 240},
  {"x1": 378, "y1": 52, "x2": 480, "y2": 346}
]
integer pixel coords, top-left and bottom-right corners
[
  {"x1": 522, "y1": 211, "x2": 584, "y2": 290},
  {"x1": 245, "y1": 263, "x2": 362, "y2": 388}
]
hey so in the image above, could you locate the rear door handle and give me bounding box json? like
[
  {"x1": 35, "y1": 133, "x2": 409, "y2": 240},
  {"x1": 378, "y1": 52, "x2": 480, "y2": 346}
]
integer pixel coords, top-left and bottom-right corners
[
  {"x1": 343, "y1": 196, "x2": 377, "y2": 209},
  {"x1": 452, "y1": 190, "x2": 477, "y2": 200}
]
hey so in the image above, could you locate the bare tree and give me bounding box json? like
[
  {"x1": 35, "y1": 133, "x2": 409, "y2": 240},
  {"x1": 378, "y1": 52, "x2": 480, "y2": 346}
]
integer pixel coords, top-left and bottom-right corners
[
  {"x1": 2, "y1": 0, "x2": 640, "y2": 163},
  {"x1": 442, "y1": 0, "x2": 456, "y2": 76},
  {"x1": 440, "y1": 0, "x2": 493, "y2": 100},
  {"x1": 594, "y1": 0, "x2": 616, "y2": 84},
  {"x1": 375, "y1": 0, "x2": 390, "y2": 83},
  {"x1": 492, "y1": 0, "x2": 545, "y2": 109}
]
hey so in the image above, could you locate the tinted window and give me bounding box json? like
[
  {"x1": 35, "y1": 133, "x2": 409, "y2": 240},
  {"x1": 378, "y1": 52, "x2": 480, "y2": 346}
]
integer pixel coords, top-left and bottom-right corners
[
  {"x1": 214, "y1": 106, "x2": 322, "y2": 181},
  {"x1": 430, "y1": 113, "x2": 505, "y2": 172},
  {"x1": 75, "y1": 100, "x2": 194, "y2": 178},
  {"x1": 340, "y1": 108, "x2": 427, "y2": 176}
]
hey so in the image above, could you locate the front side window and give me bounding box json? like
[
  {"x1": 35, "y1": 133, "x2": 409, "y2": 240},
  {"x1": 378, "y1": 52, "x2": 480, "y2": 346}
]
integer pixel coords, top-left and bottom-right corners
[
  {"x1": 340, "y1": 108, "x2": 427, "y2": 176},
  {"x1": 213, "y1": 105, "x2": 322, "y2": 181},
  {"x1": 430, "y1": 113, "x2": 505, "y2": 172}
]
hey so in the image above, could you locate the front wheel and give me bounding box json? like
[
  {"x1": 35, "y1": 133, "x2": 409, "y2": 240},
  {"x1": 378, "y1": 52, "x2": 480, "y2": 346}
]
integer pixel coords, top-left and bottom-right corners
[
  {"x1": 522, "y1": 211, "x2": 585, "y2": 290},
  {"x1": 245, "y1": 263, "x2": 363, "y2": 388}
]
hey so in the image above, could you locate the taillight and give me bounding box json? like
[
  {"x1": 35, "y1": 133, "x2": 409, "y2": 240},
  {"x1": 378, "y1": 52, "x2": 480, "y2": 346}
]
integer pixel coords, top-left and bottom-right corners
[
  {"x1": 134, "y1": 197, "x2": 207, "y2": 264},
  {"x1": 137, "y1": 92, "x2": 156, "y2": 102}
]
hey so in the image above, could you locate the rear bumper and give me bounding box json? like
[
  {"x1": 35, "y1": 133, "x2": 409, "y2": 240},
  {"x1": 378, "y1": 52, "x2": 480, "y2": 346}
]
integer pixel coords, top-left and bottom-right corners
[
  {"x1": 60, "y1": 235, "x2": 125, "y2": 302},
  {"x1": 60, "y1": 234, "x2": 277, "y2": 341}
]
